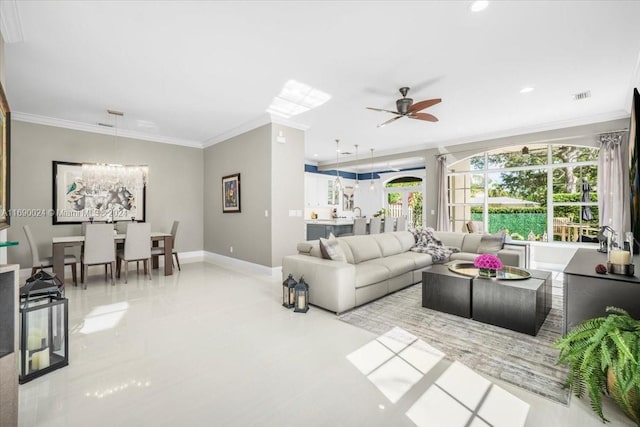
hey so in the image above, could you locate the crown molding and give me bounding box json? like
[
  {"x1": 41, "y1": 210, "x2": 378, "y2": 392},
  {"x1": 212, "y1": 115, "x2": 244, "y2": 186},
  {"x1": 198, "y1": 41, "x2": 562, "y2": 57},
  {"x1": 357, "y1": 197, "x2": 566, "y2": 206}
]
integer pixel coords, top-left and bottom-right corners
[
  {"x1": 0, "y1": 0, "x2": 23, "y2": 43},
  {"x1": 202, "y1": 113, "x2": 310, "y2": 148},
  {"x1": 202, "y1": 114, "x2": 272, "y2": 148},
  {"x1": 12, "y1": 112, "x2": 204, "y2": 148}
]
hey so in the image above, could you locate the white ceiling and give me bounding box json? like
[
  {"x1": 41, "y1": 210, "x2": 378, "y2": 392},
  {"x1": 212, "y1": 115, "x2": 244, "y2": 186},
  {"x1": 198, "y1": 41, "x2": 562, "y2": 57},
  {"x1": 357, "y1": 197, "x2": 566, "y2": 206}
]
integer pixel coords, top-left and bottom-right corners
[{"x1": 3, "y1": 1, "x2": 640, "y2": 170}]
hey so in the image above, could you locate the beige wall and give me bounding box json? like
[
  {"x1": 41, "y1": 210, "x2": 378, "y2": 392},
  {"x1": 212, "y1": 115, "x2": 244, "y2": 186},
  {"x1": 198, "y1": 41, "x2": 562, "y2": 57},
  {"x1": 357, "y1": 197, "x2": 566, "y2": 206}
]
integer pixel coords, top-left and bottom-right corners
[
  {"x1": 270, "y1": 124, "x2": 305, "y2": 266},
  {"x1": 7, "y1": 121, "x2": 204, "y2": 268},
  {"x1": 203, "y1": 123, "x2": 305, "y2": 268},
  {"x1": 203, "y1": 125, "x2": 273, "y2": 266}
]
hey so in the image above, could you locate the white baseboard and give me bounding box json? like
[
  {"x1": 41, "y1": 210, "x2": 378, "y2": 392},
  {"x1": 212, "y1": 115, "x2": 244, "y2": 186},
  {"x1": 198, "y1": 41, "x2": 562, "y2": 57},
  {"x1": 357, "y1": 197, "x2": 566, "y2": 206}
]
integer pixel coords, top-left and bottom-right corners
[
  {"x1": 18, "y1": 251, "x2": 280, "y2": 283},
  {"x1": 203, "y1": 251, "x2": 281, "y2": 276}
]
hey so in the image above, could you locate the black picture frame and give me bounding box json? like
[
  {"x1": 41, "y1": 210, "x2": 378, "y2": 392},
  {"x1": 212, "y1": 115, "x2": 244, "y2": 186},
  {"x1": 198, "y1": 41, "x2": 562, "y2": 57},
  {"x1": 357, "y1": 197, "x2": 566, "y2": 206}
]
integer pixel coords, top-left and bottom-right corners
[
  {"x1": 52, "y1": 161, "x2": 147, "y2": 224},
  {"x1": 222, "y1": 173, "x2": 241, "y2": 213},
  {"x1": 0, "y1": 81, "x2": 10, "y2": 230}
]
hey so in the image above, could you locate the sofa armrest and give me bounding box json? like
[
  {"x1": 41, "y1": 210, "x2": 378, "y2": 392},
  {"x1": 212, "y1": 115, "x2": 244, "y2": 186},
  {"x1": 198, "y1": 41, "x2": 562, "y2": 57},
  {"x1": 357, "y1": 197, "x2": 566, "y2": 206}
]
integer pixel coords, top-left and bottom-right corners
[
  {"x1": 497, "y1": 249, "x2": 523, "y2": 268},
  {"x1": 282, "y1": 255, "x2": 356, "y2": 314}
]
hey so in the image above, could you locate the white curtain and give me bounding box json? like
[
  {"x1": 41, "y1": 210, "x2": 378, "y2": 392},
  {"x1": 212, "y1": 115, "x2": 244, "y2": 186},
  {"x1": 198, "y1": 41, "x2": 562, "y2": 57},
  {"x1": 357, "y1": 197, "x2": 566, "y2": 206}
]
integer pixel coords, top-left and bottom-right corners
[
  {"x1": 597, "y1": 132, "x2": 630, "y2": 234},
  {"x1": 436, "y1": 155, "x2": 451, "y2": 231}
]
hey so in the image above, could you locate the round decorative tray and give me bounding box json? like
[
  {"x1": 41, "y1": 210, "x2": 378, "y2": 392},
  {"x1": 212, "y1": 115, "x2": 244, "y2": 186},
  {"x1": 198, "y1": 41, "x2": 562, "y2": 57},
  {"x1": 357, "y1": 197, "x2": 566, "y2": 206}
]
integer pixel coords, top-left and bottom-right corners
[{"x1": 447, "y1": 262, "x2": 531, "y2": 280}]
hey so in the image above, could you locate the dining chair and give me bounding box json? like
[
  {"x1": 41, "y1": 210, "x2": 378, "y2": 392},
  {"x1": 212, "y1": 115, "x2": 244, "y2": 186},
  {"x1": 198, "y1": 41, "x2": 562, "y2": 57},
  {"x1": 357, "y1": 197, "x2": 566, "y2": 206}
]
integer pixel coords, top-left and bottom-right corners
[
  {"x1": 395, "y1": 217, "x2": 407, "y2": 232},
  {"x1": 383, "y1": 217, "x2": 395, "y2": 233},
  {"x1": 369, "y1": 217, "x2": 382, "y2": 234},
  {"x1": 24, "y1": 225, "x2": 78, "y2": 286},
  {"x1": 82, "y1": 224, "x2": 116, "y2": 288},
  {"x1": 117, "y1": 222, "x2": 152, "y2": 283},
  {"x1": 353, "y1": 218, "x2": 367, "y2": 235},
  {"x1": 151, "y1": 221, "x2": 181, "y2": 271}
]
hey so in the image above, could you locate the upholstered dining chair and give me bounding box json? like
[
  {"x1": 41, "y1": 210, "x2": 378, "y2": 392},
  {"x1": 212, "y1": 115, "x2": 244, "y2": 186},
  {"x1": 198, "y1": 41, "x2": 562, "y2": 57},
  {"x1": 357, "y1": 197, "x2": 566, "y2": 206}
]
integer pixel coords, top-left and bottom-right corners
[
  {"x1": 24, "y1": 225, "x2": 78, "y2": 286},
  {"x1": 383, "y1": 217, "x2": 395, "y2": 233},
  {"x1": 369, "y1": 217, "x2": 382, "y2": 234},
  {"x1": 117, "y1": 222, "x2": 152, "y2": 283},
  {"x1": 353, "y1": 218, "x2": 367, "y2": 235},
  {"x1": 395, "y1": 217, "x2": 407, "y2": 232},
  {"x1": 82, "y1": 224, "x2": 116, "y2": 288},
  {"x1": 151, "y1": 220, "x2": 181, "y2": 271}
]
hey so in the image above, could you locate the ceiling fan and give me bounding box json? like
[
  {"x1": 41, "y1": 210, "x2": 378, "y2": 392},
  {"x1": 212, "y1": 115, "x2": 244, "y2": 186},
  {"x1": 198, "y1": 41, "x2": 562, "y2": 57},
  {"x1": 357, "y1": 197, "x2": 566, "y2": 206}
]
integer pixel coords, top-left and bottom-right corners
[{"x1": 366, "y1": 87, "x2": 441, "y2": 128}]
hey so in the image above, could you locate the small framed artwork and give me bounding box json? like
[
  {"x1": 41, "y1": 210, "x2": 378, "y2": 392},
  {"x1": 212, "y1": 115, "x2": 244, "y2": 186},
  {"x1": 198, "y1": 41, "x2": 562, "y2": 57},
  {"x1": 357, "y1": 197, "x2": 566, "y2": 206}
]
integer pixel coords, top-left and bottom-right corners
[{"x1": 222, "y1": 173, "x2": 241, "y2": 213}]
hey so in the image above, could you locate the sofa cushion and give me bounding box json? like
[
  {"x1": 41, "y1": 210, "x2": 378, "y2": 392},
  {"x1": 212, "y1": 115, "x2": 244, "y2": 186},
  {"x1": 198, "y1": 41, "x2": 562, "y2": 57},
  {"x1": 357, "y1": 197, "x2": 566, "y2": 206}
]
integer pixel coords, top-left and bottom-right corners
[
  {"x1": 374, "y1": 254, "x2": 416, "y2": 276},
  {"x1": 319, "y1": 233, "x2": 347, "y2": 262},
  {"x1": 297, "y1": 241, "x2": 322, "y2": 258},
  {"x1": 340, "y1": 235, "x2": 383, "y2": 264},
  {"x1": 477, "y1": 230, "x2": 506, "y2": 254},
  {"x1": 461, "y1": 233, "x2": 483, "y2": 253},
  {"x1": 354, "y1": 261, "x2": 390, "y2": 288},
  {"x1": 432, "y1": 231, "x2": 465, "y2": 249},
  {"x1": 392, "y1": 231, "x2": 416, "y2": 252},
  {"x1": 371, "y1": 233, "x2": 403, "y2": 257},
  {"x1": 449, "y1": 252, "x2": 479, "y2": 262},
  {"x1": 396, "y1": 251, "x2": 433, "y2": 269}
]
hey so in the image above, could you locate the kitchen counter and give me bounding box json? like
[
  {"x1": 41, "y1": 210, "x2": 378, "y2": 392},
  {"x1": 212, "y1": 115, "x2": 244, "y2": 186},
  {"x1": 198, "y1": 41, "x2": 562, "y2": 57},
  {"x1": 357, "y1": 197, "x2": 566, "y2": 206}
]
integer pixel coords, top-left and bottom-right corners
[
  {"x1": 306, "y1": 220, "x2": 354, "y2": 240},
  {"x1": 305, "y1": 219, "x2": 355, "y2": 225}
]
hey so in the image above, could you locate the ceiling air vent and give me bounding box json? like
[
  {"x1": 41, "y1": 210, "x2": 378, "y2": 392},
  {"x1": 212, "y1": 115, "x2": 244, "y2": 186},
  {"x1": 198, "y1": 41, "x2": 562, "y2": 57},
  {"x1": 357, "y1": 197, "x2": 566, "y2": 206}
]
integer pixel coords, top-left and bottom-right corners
[{"x1": 573, "y1": 91, "x2": 591, "y2": 101}]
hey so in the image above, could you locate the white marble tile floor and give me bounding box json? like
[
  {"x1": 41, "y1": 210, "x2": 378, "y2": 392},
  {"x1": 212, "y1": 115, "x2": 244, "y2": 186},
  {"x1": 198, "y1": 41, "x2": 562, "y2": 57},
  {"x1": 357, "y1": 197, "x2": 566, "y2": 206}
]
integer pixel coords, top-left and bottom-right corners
[{"x1": 17, "y1": 262, "x2": 633, "y2": 426}]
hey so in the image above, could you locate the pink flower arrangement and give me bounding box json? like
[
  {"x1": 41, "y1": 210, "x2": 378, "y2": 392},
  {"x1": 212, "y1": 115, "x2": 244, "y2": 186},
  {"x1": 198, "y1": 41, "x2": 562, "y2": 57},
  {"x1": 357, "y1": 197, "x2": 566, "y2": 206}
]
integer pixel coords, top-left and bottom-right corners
[{"x1": 474, "y1": 254, "x2": 503, "y2": 270}]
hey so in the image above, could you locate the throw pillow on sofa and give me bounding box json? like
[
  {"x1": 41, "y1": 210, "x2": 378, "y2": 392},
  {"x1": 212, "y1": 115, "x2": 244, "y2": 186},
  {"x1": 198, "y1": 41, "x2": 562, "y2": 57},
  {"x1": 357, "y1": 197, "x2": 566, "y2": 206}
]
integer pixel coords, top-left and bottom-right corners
[
  {"x1": 477, "y1": 230, "x2": 506, "y2": 254},
  {"x1": 319, "y1": 233, "x2": 347, "y2": 262}
]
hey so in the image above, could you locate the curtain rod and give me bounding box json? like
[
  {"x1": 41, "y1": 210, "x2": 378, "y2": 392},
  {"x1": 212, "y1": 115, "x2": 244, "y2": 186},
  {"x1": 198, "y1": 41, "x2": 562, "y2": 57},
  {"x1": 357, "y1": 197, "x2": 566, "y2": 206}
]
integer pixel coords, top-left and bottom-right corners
[{"x1": 433, "y1": 128, "x2": 630, "y2": 157}]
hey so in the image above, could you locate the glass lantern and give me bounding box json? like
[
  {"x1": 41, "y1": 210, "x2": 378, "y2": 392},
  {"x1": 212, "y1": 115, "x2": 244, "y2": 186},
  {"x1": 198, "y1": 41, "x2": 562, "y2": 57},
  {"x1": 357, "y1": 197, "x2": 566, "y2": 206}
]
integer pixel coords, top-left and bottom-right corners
[
  {"x1": 294, "y1": 276, "x2": 309, "y2": 313},
  {"x1": 19, "y1": 272, "x2": 68, "y2": 384},
  {"x1": 282, "y1": 274, "x2": 297, "y2": 309}
]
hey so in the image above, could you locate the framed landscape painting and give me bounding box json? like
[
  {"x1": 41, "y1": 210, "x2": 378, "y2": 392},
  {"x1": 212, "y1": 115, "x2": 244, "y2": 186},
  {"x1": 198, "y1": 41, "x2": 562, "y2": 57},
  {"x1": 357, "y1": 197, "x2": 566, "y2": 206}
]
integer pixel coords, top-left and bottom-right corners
[{"x1": 222, "y1": 173, "x2": 241, "y2": 213}]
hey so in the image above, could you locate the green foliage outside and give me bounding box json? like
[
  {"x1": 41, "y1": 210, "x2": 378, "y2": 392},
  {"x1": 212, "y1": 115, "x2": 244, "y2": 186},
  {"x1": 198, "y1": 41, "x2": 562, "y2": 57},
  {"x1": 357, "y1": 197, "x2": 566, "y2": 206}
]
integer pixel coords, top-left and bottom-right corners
[
  {"x1": 470, "y1": 192, "x2": 599, "y2": 240},
  {"x1": 386, "y1": 180, "x2": 423, "y2": 228}
]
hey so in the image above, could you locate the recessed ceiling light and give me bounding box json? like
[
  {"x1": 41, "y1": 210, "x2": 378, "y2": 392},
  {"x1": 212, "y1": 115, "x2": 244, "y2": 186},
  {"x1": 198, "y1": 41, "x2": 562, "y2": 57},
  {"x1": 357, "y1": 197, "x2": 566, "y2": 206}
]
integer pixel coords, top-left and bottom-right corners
[
  {"x1": 470, "y1": 1, "x2": 489, "y2": 12},
  {"x1": 313, "y1": 153, "x2": 318, "y2": 157},
  {"x1": 520, "y1": 87, "x2": 535, "y2": 94}
]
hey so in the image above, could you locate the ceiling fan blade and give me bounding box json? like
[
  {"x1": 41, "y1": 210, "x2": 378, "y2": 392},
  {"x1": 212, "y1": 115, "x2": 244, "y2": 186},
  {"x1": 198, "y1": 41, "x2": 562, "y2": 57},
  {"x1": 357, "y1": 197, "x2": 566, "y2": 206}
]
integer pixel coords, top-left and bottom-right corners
[
  {"x1": 408, "y1": 112, "x2": 439, "y2": 122},
  {"x1": 377, "y1": 115, "x2": 404, "y2": 128},
  {"x1": 407, "y1": 98, "x2": 442, "y2": 113},
  {"x1": 366, "y1": 107, "x2": 401, "y2": 115}
]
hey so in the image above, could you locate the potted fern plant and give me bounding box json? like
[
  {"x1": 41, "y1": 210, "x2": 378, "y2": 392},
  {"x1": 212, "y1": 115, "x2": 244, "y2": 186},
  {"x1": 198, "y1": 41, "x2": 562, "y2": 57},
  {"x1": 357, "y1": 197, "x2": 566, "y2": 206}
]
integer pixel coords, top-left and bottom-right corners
[{"x1": 554, "y1": 307, "x2": 640, "y2": 425}]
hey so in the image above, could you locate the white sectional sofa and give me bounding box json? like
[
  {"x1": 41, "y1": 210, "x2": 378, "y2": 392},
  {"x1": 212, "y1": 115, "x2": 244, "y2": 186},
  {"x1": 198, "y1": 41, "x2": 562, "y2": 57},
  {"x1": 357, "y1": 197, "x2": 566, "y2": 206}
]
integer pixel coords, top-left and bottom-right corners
[{"x1": 282, "y1": 230, "x2": 523, "y2": 314}]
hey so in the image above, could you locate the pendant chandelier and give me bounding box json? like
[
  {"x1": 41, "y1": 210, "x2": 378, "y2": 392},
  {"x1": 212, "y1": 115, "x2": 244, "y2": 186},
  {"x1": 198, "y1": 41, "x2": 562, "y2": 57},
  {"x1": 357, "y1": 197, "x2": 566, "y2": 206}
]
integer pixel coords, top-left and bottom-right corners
[
  {"x1": 369, "y1": 148, "x2": 375, "y2": 191},
  {"x1": 354, "y1": 144, "x2": 359, "y2": 189},
  {"x1": 81, "y1": 110, "x2": 148, "y2": 218},
  {"x1": 334, "y1": 139, "x2": 342, "y2": 193}
]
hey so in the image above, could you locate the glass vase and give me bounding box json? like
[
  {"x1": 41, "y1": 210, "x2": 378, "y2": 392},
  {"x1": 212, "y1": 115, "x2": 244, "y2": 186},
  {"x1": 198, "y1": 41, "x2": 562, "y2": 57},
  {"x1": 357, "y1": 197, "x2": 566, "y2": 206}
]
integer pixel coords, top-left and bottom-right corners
[{"x1": 478, "y1": 268, "x2": 497, "y2": 278}]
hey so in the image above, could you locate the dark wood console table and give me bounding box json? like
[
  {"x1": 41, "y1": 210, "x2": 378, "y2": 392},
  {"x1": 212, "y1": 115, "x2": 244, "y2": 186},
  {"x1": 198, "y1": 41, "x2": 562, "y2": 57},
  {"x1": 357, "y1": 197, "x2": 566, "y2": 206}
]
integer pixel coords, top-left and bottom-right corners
[{"x1": 563, "y1": 248, "x2": 640, "y2": 335}]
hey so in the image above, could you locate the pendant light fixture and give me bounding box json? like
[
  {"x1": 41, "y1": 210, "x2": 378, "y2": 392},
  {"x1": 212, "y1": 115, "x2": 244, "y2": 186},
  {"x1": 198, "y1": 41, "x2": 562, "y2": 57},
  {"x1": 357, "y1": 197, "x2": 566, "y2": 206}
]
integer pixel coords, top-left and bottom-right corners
[
  {"x1": 334, "y1": 139, "x2": 342, "y2": 193},
  {"x1": 369, "y1": 148, "x2": 375, "y2": 191},
  {"x1": 354, "y1": 144, "x2": 359, "y2": 189}
]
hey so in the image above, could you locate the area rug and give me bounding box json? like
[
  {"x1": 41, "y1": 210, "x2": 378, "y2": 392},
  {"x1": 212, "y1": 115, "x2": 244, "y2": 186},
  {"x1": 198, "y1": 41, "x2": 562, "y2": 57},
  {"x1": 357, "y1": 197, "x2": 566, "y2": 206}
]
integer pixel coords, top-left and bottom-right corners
[{"x1": 338, "y1": 283, "x2": 570, "y2": 405}]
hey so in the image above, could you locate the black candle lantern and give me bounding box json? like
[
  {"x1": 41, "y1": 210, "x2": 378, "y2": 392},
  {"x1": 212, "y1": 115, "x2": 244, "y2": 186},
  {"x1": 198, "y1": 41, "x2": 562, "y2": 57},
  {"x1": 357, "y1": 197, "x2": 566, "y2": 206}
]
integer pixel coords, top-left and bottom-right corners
[
  {"x1": 19, "y1": 270, "x2": 69, "y2": 384},
  {"x1": 282, "y1": 274, "x2": 297, "y2": 308},
  {"x1": 293, "y1": 276, "x2": 309, "y2": 313}
]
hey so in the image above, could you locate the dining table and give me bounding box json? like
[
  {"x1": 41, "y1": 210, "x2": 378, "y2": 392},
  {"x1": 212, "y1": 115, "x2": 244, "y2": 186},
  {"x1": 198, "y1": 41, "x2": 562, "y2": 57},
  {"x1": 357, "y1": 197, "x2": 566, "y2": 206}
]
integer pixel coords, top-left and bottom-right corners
[{"x1": 52, "y1": 232, "x2": 174, "y2": 280}]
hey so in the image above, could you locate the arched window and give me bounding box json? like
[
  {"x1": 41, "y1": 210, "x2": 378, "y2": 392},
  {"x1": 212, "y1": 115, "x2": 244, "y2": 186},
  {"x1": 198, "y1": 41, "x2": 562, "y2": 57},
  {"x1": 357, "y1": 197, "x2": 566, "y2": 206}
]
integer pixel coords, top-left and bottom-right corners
[{"x1": 447, "y1": 144, "x2": 598, "y2": 242}]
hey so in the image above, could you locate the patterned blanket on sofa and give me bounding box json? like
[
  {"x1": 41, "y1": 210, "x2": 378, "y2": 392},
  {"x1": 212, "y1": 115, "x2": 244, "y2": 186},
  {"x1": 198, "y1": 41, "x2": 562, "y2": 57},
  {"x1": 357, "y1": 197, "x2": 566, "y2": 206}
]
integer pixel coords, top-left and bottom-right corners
[{"x1": 409, "y1": 227, "x2": 459, "y2": 262}]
